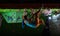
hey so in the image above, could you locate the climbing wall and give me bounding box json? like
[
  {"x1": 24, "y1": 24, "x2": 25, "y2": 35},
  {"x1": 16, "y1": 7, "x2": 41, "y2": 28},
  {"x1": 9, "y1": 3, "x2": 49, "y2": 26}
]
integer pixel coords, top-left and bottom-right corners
[{"x1": 2, "y1": 12, "x2": 16, "y2": 23}]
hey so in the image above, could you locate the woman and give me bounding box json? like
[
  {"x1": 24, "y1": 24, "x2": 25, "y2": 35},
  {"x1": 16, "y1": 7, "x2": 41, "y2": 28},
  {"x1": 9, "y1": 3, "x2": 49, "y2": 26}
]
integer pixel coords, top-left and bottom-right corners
[{"x1": 42, "y1": 8, "x2": 52, "y2": 36}]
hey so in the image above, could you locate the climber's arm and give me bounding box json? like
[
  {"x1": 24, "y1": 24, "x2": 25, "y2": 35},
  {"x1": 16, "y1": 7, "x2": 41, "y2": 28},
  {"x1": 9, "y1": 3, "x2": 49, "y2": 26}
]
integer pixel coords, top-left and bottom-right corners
[{"x1": 36, "y1": 18, "x2": 40, "y2": 28}]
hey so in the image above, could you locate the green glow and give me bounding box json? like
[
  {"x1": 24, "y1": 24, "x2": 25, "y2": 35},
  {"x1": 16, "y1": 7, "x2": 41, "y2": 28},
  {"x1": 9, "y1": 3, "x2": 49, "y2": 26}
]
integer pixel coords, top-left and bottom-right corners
[
  {"x1": 0, "y1": 9, "x2": 59, "y2": 13},
  {"x1": 0, "y1": 9, "x2": 59, "y2": 23},
  {"x1": 2, "y1": 12, "x2": 24, "y2": 23}
]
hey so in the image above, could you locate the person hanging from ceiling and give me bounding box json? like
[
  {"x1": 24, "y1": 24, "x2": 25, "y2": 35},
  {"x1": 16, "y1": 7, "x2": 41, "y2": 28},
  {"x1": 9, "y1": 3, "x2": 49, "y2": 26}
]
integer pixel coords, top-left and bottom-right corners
[
  {"x1": 42, "y1": 8, "x2": 52, "y2": 36},
  {"x1": 42, "y1": 8, "x2": 52, "y2": 27},
  {"x1": 23, "y1": 8, "x2": 45, "y2": 28}
]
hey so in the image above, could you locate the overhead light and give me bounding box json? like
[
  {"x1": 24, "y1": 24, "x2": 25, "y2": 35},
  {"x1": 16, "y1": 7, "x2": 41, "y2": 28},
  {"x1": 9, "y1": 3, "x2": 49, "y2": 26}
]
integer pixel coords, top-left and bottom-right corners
[{"x1": 48, "y1": 17, "x2": 51, "y2": 20}]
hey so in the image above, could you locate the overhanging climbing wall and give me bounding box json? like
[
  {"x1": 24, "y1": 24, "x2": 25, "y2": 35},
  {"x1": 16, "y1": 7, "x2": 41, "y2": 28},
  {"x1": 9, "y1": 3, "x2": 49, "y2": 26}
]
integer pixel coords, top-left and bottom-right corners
[{"x1": 0, "y1": 9, "x2": 58, "y2": 23}]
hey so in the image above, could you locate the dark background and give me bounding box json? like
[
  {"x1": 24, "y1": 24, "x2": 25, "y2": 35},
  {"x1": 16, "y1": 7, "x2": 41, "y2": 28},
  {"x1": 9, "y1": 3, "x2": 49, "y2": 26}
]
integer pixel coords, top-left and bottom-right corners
[
  {"x1": 0, "y1": 4, "x2": 60, "y2": 36},
  {"x1": 0, "y1": 4, "x2": 60, "y2": 8},
  {"x1": 0, "y1": 0, "x2": 60, "y2": 3}
]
